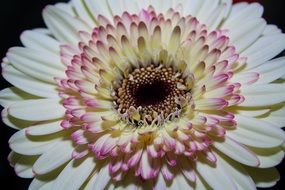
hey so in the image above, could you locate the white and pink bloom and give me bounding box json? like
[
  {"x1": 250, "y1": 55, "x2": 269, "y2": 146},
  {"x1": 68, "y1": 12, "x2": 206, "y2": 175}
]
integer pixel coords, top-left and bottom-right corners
[{"x1": 1, "y1": 0, "x2": 285, "y2": 189}]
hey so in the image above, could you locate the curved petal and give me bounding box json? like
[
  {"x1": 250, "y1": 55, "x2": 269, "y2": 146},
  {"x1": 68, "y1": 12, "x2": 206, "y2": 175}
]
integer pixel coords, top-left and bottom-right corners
[
  {"x1": 84, "y1": 165, "x2": 111, "y2": 190},
  {"x1": 108, "y1": 0, "x2": 139, "y2": 16},
  {"x1": 14, "y1": 155, "x2": 38, "y2": 178},
  {"x1": 0, "y1": 87, "x2": 38, "y2": 107},
  {"x1": 8, "y1": 99, "x2": 65, "y2": 121},
  {"x1": 229, "y1": 18, "x2": 266, "y2": 52},
  {"x1": 195, "y1": 175, "x2": 211, "y2": 190},
  {"x1": 241, "y1": 33, "x2": 285, "y2": 70},
  {"x1": 195, "y1": 157, "x2": 237, "y2": 190},
  {"x1": 222, "y1": 3, "x2": 264, "y2": 30},
  {"x1": 248, "y1": 146, "x2": 285, "y2": 168},
  {"x1": 261, "y1": 104, "x2": 285, "y2": 127},
  {"x1": 138, "y1": 0, "x2": 173, "y2": 14},
  {"x1": 29, "y1": 179, "x2": 55, "y2": 190},
  {"x1": 43, "y1": 5, "x2": 91, "y2": 44},
  {"x1": 245, "y1": 167, "x2": 280, "y2": 188},
  {"x1": 175, "y1": 172, "x2": 194, "y2": 190},
  {"x1": 85, "y1": 0, "x2": 113, "y2": 21},
  {"x1": 240, "y1": 84, "x2": 285, "y2": 107},
  {"x1": 26, "y1": 120, "x2": 63, "y2": 136},
  {"x1": 186, "y1": 0, "x2": 232, "y2": 30},
  {"x1": 29, "y1": 172, "x2": 58, "y2": 190},
  {"x1": 2, "y1": 62, "x2": 59, "y2": 98},
  {"x1": 52, "y1": 157, "x2": 96, "y2": 190},
  {"x1": 236, "y1": 108, "x2": 270, "y2": 117},
  {"x1": 227, "y1": 114, "x2": 285, "y2": 148},
  {"x1": 9, "y1": 130, "x2": 61, "y2": 155},
  {"x1": 154, "y1": 172, "x2": 167, "y2": 190},
  {"x1": 2, "y1": 108, "x2": 34, "y2": 130},
  {"x1": 33, "y1": 140, "x2": 74, "y2": 175},
  {"x1": 7, "y1": 47, "x2": 65, "y2": 83},
  {"x1": 248, "y1": 57, "x2": 285, "y2": 85},
  {"x1": 72, "y1": 0, "x2": 97, "y2": 27},
  {"x1": 55, "y1": 2, "x2": 76, "y2": 16},
  {"x1": 215, "y1": 153, "x2": 256, "y2": 190},
  {"x1": 20, "y1": 29, "x2": 60, "y2": 54},
  {"x1": 213, "y1": 136, "x2": 259, "y2": 167}
]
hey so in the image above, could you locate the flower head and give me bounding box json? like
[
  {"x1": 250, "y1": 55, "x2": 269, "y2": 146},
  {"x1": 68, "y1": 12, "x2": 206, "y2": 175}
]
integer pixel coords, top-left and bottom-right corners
[{"x1": 1, "y1": 0, "x2": 285, "y2": 190}]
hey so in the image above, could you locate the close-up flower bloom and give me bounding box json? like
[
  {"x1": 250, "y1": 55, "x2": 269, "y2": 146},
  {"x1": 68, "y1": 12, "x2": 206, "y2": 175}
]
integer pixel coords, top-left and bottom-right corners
[{"x1": 1, "y1": 0, "x2": 285, "y2": 189}]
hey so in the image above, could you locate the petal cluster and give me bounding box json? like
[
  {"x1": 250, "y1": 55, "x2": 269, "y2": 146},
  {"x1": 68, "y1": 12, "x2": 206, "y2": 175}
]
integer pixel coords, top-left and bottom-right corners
[{"x1": 57, "y1": 7, "x2": 249, "y2": 182}]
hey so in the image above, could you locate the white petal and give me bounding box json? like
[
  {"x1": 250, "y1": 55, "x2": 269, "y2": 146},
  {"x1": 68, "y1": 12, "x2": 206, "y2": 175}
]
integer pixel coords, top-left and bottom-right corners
[
  {"x1": 7, "y1": 47, "x2": 65, "y2": 83},
  {"x1": 84, "y1": 172, "x2": 98, "y2": 190},
  {"x1": 1, "y1": 108, "x2": 33, "y2": 130},
  {"x1": 26, "y1": 120, "x2": 63, "y2": 136},
  {"x1": 8, "y1": 99, "x2": 65, "y2": 121},
  {"x1": 43, "y1": 5, "x2": 91, "y2": 44},
  {"x1": 0, "y1": 87, "x2": 37, "y2": 107},
  {"x1": 213, "y1": 136, "x2": 259, "y2": 167},
  {"x1": 229, "y1": 18, "x2": 266, "y2": 52},
  {"x1": 241, "y1": 33, "x2": 285, "y2": 70},
  {"x1": 29, "y1": 179, "x2": 45, "y2": 190},
  {"x1": 237, "y1": 108, "x2": 270, "y2": 117},
  {"x1": 85, "y1": 0, "x2": 113, "y2": 20},
  {"x1": 195, "y1": 176, "x2": 211, "y2": 190},
  {"x1": 262, "y1": 104, "x2": 285, "y2": 127},
  {"x1": 227, "y1": 114, "x2": 285, "y2": 148},
  {"x1": 52, "y1": 157, "x2": 96, "y2": 190},
  {"x1": 38, "y1": 183, "x2": 55, "y2": 190},
  {"x1": 245, "y1": 167, "x2": 280, "y2": 188},
  {"x1": 72, "y1": 0, "x2": 96, "y2": 27},
  {"x1": 175, "y1": 172, "x2": 194, "y2": 190},
  {"x1": 196, "y1": 0, "x2": 219, "y2": 25},
  {"x1": 195, "y1": 157, "x2": 237, "y2": 190},
  {"x1": 109, "y1": 171, "x2": 141, "y2": 190},
  {"x1": 14, "y1": 155, "x2": 38, "y2": 178},
  {"x1": 230, "y1": 72, "x2": 259, "y2": 85},
  {"x1": 2, "y1": 62, "x2": 59, "y2": 98},
  {"x1": 167, "y1": 172, "x2": 180, "y2": 190},
  {"x1": 33, "y1": 140, "x2": 74, "y2": 175},
  {"x1": 249, "y1": 57, "x2": 285, "y2": 84},
  {"x1": 263, "y1": 24, "x2": 282, "y2": 35},
  {"x1": 29, "y1": 174, "x2": 57, "y2": 190},
  {"x1": 282, "y1": 143, "x2": 285, "y2": 151},
  {"x1": 55, "y1": 2, "x2": 76, "y2": 16},
  {"x1": 108, "y1": 0, "x2": 139, "y2": 16},
  {"x1": 181, "y1": 0, "x2": 204, "y2": 16},
  {"x1": 215, "y1": 153, "x2": 256, "y2": 190},
  {"x1": 29, "y1": 180, "x2": 54, "y2": 190},
  {"x1": 178, "y1": 156, "x2": 196, "y2": 183},
  {"x1": 9, "y1": 129, "x2": 60, "y2": 155},
  {"x1": 138, "y1": 0, "x2": 172, "y2": 14},
  {"x1": 248, "y1": 146, "x2": 284, "y2": 168},
  {"x1": 240, "y1": 84, "x2": 285, "y2": 107},
  {"x1": 139, "y1": 150, "x2": 153, "y2": 180},
  {"x1": 220, "y1": 0, "x2": 233, "y2": 17},
  {"x1": 20, "y1": 29, "x2": 60, "y2": 54},
  {"x1": 194, "y1": 0, "x2": 231, "y2": 30},
  {"x1": 8, "y1": 151, "x2": 21, "y2": 167},
  {"x1": 222, "y1": 3, "x2": 263, "y2": 30},
  {"x1": 154, "y1": 172, "x2": 167, "y2": 190},
  {"x1": 207, "y1": 3, "x2": 230, "y2": 31},
  {"x1": 85, "y1": 166, "x2": 111, "y2": 190}
]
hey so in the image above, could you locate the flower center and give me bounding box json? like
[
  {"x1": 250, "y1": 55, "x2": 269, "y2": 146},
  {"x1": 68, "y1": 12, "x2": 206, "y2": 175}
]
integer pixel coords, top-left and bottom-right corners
[
  {"x1": 113, "y1": 64, "x2": 190, "y2": 125},
  {"x1": 133, "y1": 80, "x2": 170, "y2": 106}
]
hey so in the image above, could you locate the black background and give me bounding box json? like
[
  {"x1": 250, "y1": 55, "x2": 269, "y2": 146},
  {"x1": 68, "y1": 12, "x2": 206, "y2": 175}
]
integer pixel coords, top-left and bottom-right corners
[{"x1": 0, "y1": 0, "x2": 284, "y2": 189}]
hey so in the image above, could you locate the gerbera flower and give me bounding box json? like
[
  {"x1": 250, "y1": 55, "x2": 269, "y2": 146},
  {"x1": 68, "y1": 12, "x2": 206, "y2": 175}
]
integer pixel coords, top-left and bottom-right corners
[{"x1": 1, "y1": 0, "x2": 285, "y2": 189}]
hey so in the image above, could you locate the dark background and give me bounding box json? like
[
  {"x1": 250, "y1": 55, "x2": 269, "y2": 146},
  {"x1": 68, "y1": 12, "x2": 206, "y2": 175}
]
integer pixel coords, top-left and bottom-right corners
[{"x1": 0, "y1": 0, "x2": 284, "y2": 189}]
